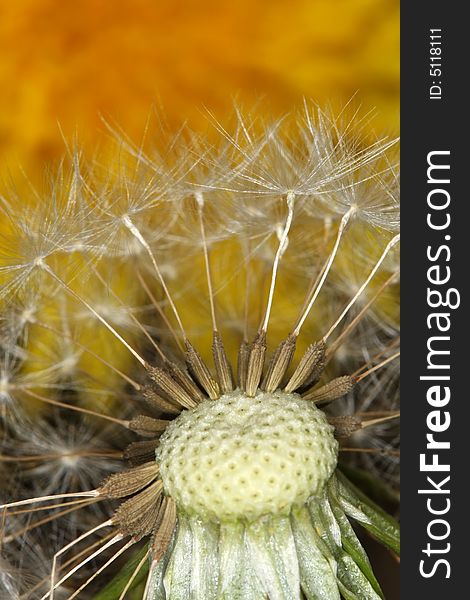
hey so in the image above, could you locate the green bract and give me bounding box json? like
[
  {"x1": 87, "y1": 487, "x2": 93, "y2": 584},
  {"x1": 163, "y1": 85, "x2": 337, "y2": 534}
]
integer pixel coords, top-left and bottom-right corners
[{"x1": 146, "y1": 473, "x2": 399, "y2": 600}]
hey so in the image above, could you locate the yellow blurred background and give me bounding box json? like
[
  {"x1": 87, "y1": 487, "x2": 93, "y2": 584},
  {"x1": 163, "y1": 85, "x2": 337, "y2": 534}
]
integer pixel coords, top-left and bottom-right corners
[
  {"x1": 0, "y1": 0, "x2": 399, "y2": 177},
  {"x1": 0, "y1": 6, "x2": 400, "y2": 595}
]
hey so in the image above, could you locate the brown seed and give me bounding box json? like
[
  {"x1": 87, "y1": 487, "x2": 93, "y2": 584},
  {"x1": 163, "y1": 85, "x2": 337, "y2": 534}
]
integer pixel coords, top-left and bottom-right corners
[
  {"x1": 237, "y1": 340, "x2": 250, "y2": 391},
  {"x1": 99, "y1": 462, "x2": 159, "y2": 499},
  {"x1": 151, "y1": 497, "x2": 177, "y2": 562},
  {"x1": 328, "y1": 415, "x2": 363, "y2": 439},
  {"x1": 284, "y1": 340, "x2": 326, "y2": 392},
  {"x1": 212, "y1": 331, "x2": 234, "y2": 393},
  {"x1": 113, "y1": 480, "x2": 164, "y2": 540},
  {"x1": 128, "y1": 415, "x2": 170, "y2": 437},
  {"x1": 164, "y1": 359, "x2": 206, "y2": 403},
  {"x1": 124, "y1": 439, "x2": 161, "y2": 467},
  {"x1": 261, "y1": 333, "x2": 297, "y2": 393},
  {"x1": 245, "y1": 330, "x2": 267, "y2": 397},
  {"x1": 142, "y1": 387, "x2": 182, "y2": 416},
  {"x1": 185, "y1": 339, "x2": 220, "y2": 400},
  {"x1": 147, "y1": 365, "x2": 198, "y2": 409},
  {"x1": 302, "y1": 375, "x2": 355, "y2": 405}
]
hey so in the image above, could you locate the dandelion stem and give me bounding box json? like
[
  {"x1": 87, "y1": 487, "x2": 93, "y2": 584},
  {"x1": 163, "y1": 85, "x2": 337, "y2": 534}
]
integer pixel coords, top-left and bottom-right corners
[
  {"x1": 3, "y1": 499, "x2": 97, "y2": 544},
  {"x1": 91, "y1": 264, "x2": 166, "y2": 361},
  {"x1": 339, "y1": 447, "x2": 400, "y2": 457},
  {"x1": 33, "y1": 319, "x2": 142, "y2": 391},
  {"x1": 0, "y1": 491, "x2": 99, "y2": 510},
  {"x1": 7, "y1": 498, "x2": 99, "y2": 516},
  {"x1": 356, "y1": 410, "x2": 399, "y2": 418},
  {"x1": 295, "y1": 260, "x2": 329, "y2": 328},
  {"x1": 242, "y1": 242, "x2": 251, "y2": 342},
  {"x1": 361, "y1": 412, "x2": 400, "y2": 428},
  {"x1": 0, "y1": 450, "x2": 122, "y2": 463},
  {"x1": 22, "y1": 532, "x2": 116, "y2": 600},
  {"x1": 352, "y1": 337, "x2": 400, "y2": 379}
]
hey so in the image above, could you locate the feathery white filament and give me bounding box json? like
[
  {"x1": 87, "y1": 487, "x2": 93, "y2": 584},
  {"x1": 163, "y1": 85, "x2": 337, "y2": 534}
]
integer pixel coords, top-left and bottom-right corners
[
  {"x1": 261, "y1": 191, "x2": 295, "y2": 332},
  {"x1": 67, "y1": 540, "x2": 134, "y2": 600},
  {"x1": 39, "y1": 261, "x2": 148, "y2": 367},
  {"x1": 39, "y1": 534, "x2": 123, "y2": 600},
  {"x1": 294, "y1": 206, "x2": 354, "y2": 336},
  {"x1": 195, "y1": 191, "x2": 218, "y2": 332},
  {"x1": 323, "y1": 234, "x2": 400, "y2": 342},
  {"x1": 118, "y1": 549, "x2": 151, "y2": 600},
  {"x1": 122, "y1": 215, "x2": 186, "y2": 337},
  {"x1": 49, "y1": 519, "x2": 113, "y2": 600},
  {"x1": 0, "y1": 491, "x2": 99, "y2": 510},
  {"x1": 355, "y1": 350, "x2": 401, "y2": 383}
]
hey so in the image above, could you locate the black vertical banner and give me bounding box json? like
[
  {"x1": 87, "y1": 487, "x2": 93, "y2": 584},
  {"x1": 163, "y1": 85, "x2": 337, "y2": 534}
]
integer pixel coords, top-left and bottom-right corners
[{"x1": 401, "y1": 4, "x2": 467, "y2": 598}]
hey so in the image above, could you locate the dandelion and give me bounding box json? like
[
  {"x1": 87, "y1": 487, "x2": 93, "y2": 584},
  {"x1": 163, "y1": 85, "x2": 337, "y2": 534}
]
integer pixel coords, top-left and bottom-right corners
[{"x1": 0, "y1": 104, "x2": 399, "y2": 599}]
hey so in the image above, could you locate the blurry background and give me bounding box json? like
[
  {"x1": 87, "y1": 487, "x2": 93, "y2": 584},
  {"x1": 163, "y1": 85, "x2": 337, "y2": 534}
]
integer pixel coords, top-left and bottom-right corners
[
  {"x1": 0, "y1": 1, "x2": 399, "y2": 596},
  {"x1": 0, "y1": 0, "x2": 398, "y2": 179}
]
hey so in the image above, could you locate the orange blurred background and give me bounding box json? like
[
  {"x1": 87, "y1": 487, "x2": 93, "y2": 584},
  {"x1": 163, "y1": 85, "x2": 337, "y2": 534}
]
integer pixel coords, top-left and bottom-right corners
[
  {"x1": 0, "y1": 0, "x2": 398, "y2": 178},
  {"x1": 0, "y1": 4, "x2": 400, "y2": 596}
]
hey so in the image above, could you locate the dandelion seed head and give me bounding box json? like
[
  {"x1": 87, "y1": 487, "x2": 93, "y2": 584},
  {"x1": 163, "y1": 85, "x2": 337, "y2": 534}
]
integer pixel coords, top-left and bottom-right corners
[
  {"x1": 0, "y1": 103, "x2": 400, "y2": 597},
  {"x1": 157, "y1": 389, "x2": 338, "y2": 521}
]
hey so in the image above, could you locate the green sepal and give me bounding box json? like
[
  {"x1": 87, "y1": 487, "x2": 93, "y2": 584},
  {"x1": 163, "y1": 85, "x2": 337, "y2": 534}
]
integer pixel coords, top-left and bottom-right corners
[
  {"x1": 218, "y1": 521, "x2": 264, "y2": 600},
  {"x1": 147, "y1": 530, "x2": 176, "y2": 600},
  {"x1": 327, "y1": 479, "x2": 383, "y2": 598},
  {"x1": 188, "y1": 517, "x2": 219, "y2": 599},
  {"x1": 245, "y1": 515, "x2": 300, "y2": 599},
  {"x1": 335, "y1": 471, "x2": 400, "y2": 556},
  {"x1": 308, "y1": 492, "x2": 341, "y2": 554},
  {"x1": 336, "y1": 552, "x2": 383, "y2": 600},
  {"x1": 309, "y1": 485, "x2": 384, "y2": 599},
  {"x1": 290, "y1": 505, "x2": 340, "y2": 600},
  {"x1": 162, "y1": 514, "x2": 193, "y2": 598}
]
